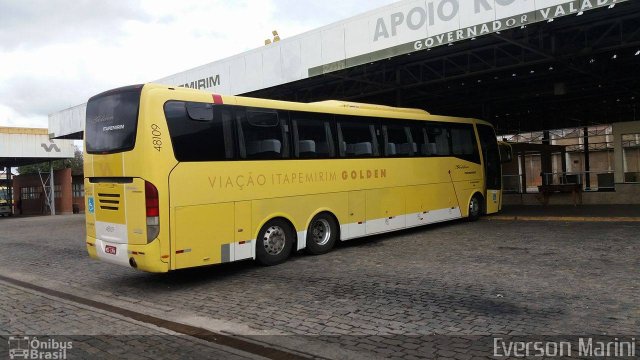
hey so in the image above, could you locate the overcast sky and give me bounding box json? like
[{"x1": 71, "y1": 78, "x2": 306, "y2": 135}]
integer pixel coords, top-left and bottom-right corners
[{"x1": 0, "y1": 0, "x2": 396, "y2": 129}]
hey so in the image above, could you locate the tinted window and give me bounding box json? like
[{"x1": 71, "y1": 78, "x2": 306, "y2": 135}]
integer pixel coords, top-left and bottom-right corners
[
  {"x1": 477, "y1": 124, "x2": 501, "y2": 189},
  {"x1": 425, "y1": 124, "x2": 451, "y2": 156},
  {"x1": 164, "y1": 101, "x2": 235, "y2": 161},
  {"x1": 409, "y1": 125, "x2": 429, "y2": 156},
  {"x1": 238, "y1": 108, "x2": 289, "y2": 159},
  {"x1": 450, "y1": 124, "x2": 480, "y2": 163},
  {"x1": 383, "y1": 123, "x2": 413, "y2": 156},
  {"x1": 337, "y1": 116, "x2": 379, "y2": 158},
  {"x1": 292, "y1": 112, "x2": 335, "y2": 158},
  {"x1": 86, "y1": 85, "x2": 142, "y2": 154}
]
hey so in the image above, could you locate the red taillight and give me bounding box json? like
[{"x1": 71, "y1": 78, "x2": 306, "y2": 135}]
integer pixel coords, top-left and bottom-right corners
[
  {"x1": 145, "y1": 181, "x2": 160, "y2": 243},
  {"x1": 145, "y1": 181, "x2": 159, "y2": 217}
]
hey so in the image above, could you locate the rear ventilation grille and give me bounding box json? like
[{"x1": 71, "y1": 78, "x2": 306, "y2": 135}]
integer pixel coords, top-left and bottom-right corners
[{"x1": 98, "y1": 193, "x2": 121, "y2": 211}]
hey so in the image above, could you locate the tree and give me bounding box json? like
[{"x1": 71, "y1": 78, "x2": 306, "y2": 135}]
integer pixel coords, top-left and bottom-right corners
[{"x1": 18, "y1": 146, "x2": 83, "y2": 175}]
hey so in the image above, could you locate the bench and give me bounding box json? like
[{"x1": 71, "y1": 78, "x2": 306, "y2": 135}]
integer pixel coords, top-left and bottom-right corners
[{"x1": 537, "y1": 184, "x2": 583, "y2": 206}]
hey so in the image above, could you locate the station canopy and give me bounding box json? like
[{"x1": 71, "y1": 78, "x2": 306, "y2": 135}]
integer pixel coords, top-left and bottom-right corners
[
  {"x1": 0, "y1": 127, "x2": 75, "y2": 168},
  {"x1": 49, "y1": 0, "x2": 639, "y2": 138}
]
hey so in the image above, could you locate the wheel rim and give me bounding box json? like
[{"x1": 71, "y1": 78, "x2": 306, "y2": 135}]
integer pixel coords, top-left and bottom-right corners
[
  {"x1": 310, "y1": 218, "x2": 331, "y2": 246},
  {"x1": 263, "y1": 225, "x2": 286, "y2": 255},
  {"x1": 470, "y1": 197, "x2": 480, "y2": 216}
]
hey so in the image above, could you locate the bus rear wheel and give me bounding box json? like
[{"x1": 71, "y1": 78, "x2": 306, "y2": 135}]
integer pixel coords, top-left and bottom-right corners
[
  {"x1": 468, "y1": 194, "x2": 483, "y2": 222},
  {"x1": 305, "y1": 213, "x2": 338, "y2": 255},
  {"x1": 256, "y1": 219, "x2": 294, "y2": 266}
]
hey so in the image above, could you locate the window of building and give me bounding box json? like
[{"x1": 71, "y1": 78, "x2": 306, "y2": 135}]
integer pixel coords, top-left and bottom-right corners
[
  {"x1": 622, "y1": 133, "x2": 640, "y2": 183},
  {"x1": 72, "y1": 183, "x2": 84, "y2": 198},
  {"x1": 21, "y1": 187, "x2": 39, "y2": 200}
]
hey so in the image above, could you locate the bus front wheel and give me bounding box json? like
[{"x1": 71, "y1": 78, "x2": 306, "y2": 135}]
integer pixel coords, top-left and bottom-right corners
[
  {"x1": 305, "y1": 213, "x2": 338, "y2": 255},
  {"x1": 468, "y1": 195, "x2": 483, "y2": 222},
  {"x1": 256, "y1": 219, "x2": 294, "y2": 266}
]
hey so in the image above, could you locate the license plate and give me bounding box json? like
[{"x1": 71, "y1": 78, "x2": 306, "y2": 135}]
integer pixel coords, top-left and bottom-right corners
[{"x1": 105, "y1": 245, "x2": 117, "y2": 255}]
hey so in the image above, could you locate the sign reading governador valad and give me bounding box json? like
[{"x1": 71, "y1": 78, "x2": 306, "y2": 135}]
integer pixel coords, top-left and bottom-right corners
[
  {"x1": 374, "y1": 0, "x2": 626, "y2": 48},
  {"x1": 311, "y1": 0, "x2": 627, "y2": 76}
]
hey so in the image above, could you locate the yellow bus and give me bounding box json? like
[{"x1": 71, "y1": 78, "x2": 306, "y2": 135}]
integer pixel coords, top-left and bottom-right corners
[{"x1": 84, "y1": 83, "x2": 506, "y2": 273}]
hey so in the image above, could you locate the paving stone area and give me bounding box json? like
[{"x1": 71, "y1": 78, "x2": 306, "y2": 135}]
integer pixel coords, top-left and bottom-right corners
[
  {"x1": 0, "y1": 282, "x2": 255, "y2": 359},
  {"x1": 0, "y1": 215, "x2": 638, "y2": 359}
]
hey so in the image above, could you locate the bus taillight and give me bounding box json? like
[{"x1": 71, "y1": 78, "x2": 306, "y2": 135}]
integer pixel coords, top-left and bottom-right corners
[{"x1": 145, "y1": 181, "x2": 160, "y2": 242}]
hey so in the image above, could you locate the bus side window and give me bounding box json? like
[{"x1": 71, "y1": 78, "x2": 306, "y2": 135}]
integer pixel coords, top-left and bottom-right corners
[
  {"x1": 291, "y1": 112, "x2": 335, "y2": 159},
  {"x1": 237, "y1": 107, "x2": 289, "y2": 160},
  {"x1": 450, "y1": 124, "x2": 480, "y2": 163},
  {"x1": 426, "y1": 124, "x2": 451, "y2": 156},
  {"x1": 337, "y1": 116, "x2": 380, "y2": 158},
  {"x1": 164, "y1": 101, "x2": 234, "y2": 162},
  {"x1": 383, "y1": 122, "x2": 412, "y2": 157}
]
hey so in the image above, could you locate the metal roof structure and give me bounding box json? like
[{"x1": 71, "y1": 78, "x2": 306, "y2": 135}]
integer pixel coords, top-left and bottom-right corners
[{"x1": 49, "y1": 0, "x2": 637, "y2": 138}]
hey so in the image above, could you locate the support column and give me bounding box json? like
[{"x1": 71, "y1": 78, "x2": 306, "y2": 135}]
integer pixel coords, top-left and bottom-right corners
[
  {"x1": 5, "y1": 167, "x2": 11, "y2": 212},
  {"x1": 542, "y1": 131, "x2": 550, "y2": 145},
  {"x1": 50, "y1": 161, "x2": 56, "y2": 215},
  {"x1": 519, "y1": 151, "x2": 527, "y2": 194},
  {"x1": 583, "y1": 127, "x2": 591, "y2": 190}
]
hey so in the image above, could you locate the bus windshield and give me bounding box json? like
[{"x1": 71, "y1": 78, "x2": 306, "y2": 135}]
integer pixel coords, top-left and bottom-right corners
[{"x1": 85, "y1": 85, "x2": 142, "y2": 154}]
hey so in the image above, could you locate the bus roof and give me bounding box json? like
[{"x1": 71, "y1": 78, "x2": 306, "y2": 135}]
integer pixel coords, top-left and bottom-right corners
[
  {"x1": 310, "y1": 100, "x2": 430, "y2": 116},
  {"x1": 144, "y1": 83, "x2": 491, "y2": 127}
]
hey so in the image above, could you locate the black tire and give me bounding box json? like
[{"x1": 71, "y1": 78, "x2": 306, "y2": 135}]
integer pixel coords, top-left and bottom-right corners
[
  {"x1": 468, "y1": 194, "x2": 483, "y2": 222},
  {"x1": 305, "y1": 213, "x2": 338, "y2": 255},
  {"x1": 255, "y1": 219, "x2": 295, "y2": 266}
]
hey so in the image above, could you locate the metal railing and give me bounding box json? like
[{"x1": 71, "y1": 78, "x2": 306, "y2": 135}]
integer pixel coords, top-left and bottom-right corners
[
  {"x1": 624, "y1": 171, "x2": 640, "y2": 183},
  {"x1": 502, "y1": 174, "x2": 522, "y2": 193},
  {"x1": 542, "y1": 171, "x2": 617, "y2": 192},
  {"x1": 503, "y1": 170, "x2": 627, "y2": 193}
]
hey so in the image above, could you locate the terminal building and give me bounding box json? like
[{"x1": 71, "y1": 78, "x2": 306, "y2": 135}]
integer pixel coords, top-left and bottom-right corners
[
  {"x1": 0, "y1": 127, "x2": 76, "y2": 215},
  {"x1": 2, "y1": 0, "x2": 639, "y2": 215}
]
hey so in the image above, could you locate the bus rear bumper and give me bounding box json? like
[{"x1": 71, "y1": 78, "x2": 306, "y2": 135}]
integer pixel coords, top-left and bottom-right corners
[{"x1": 86, "y1": 237, "x2": 169, "y2": 273}]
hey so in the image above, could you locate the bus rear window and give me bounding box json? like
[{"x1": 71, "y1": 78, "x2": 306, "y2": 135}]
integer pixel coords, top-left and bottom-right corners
[{"x1": 86, "y1": 85, "x2": 142, "y2": 154}]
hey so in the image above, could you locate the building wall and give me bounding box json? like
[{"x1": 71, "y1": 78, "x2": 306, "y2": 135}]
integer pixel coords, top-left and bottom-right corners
[
  {"x1": 12, "y1": 168, "x2": 73, "y2": 215},
  {"x1": 72, "y1": 175, "x2": 86, "y2": 213}
]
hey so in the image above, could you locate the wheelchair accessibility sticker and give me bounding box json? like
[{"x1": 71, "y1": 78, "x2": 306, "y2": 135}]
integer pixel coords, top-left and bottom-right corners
[{"x1": 88, "y1": 197, "x2": 95, "y2": 214}]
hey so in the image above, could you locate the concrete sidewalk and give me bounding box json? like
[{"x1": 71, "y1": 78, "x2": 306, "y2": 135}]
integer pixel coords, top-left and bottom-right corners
[{"x1": 489, "y1": 204, "x2": 640, "y2": 222}]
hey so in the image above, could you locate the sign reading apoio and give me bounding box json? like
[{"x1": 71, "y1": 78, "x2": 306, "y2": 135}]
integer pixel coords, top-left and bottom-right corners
[{"x1": 373, "y1": 0, "x2": 626, "y2": 47}]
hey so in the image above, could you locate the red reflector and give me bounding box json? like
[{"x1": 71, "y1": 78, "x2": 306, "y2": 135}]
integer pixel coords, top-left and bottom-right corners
[
  {"x1": 239, "y1": 241, "x2": 246, "y2": 245},
  {"x1": 145, "y1": 181, "x2": 159, "y2": 217},
  {"x1": 212, "y1": 94, "x2": 223, "y2": 104},
  {"x1": 176, "y1": 250, "x2": 185, "y2": 254}
]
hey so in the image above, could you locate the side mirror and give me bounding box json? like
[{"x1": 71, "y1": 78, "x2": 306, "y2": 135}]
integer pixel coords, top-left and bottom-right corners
[{"x1": 498, "y1": 142, "x2": 513, "y2": 164}]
